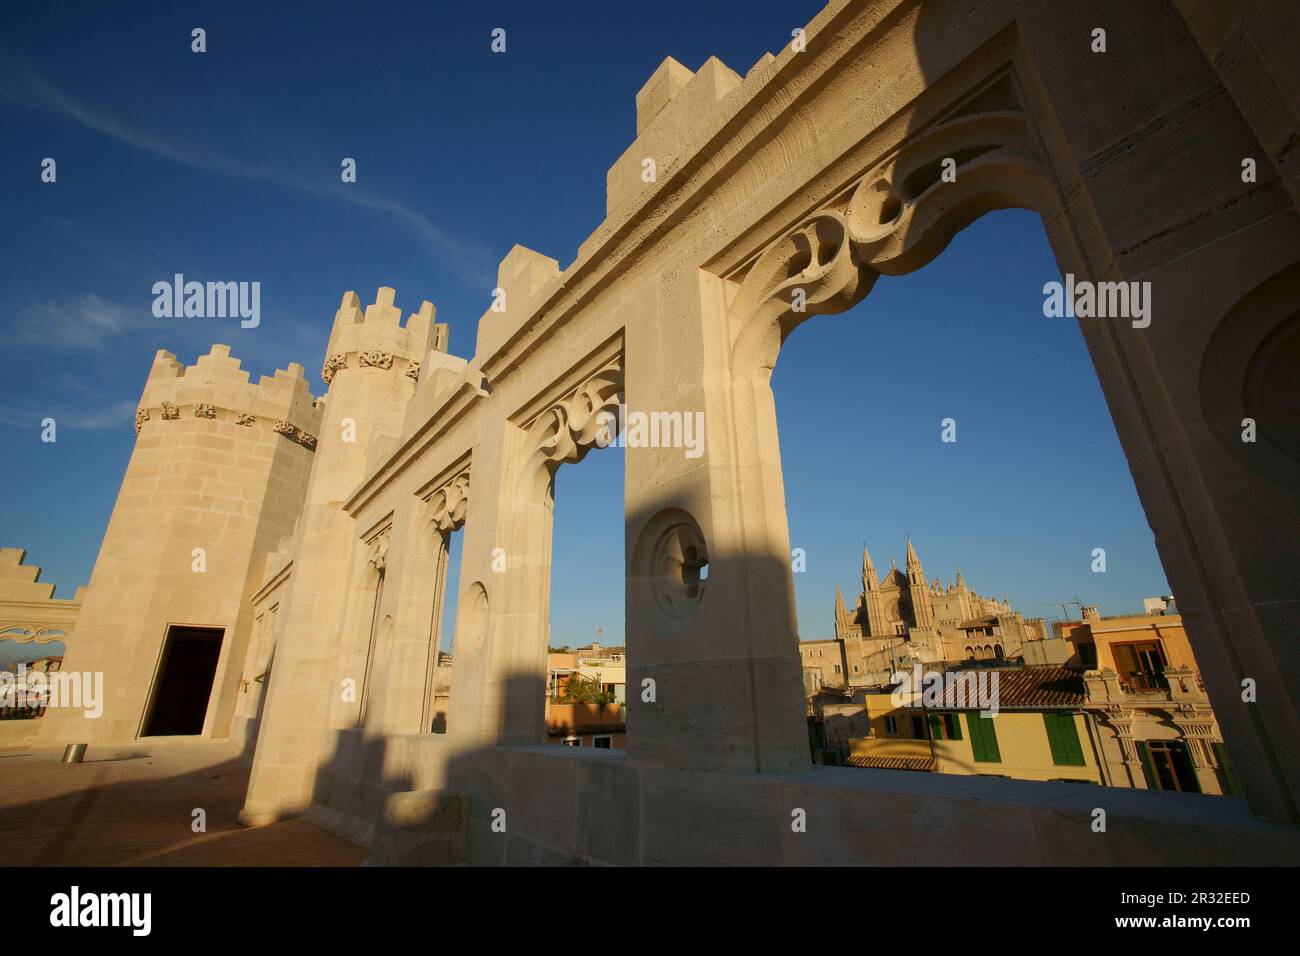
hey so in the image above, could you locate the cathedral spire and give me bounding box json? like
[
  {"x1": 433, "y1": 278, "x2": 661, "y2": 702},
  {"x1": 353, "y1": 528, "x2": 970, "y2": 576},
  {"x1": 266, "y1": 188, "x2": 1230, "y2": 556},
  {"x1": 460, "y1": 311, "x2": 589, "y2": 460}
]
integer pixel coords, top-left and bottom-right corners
[
  {"x1": 833, "y1": 586, "x2": 848, "y2": 639},
  {"x1": 955, "y1": 566, "x2": 966, "y2": 589},
  {"x1": 862, "y1": 545, "x2": 878, "y2": 592},
  {"x1": 905, "y1": 536, "x2": 922, "y2": 572}
]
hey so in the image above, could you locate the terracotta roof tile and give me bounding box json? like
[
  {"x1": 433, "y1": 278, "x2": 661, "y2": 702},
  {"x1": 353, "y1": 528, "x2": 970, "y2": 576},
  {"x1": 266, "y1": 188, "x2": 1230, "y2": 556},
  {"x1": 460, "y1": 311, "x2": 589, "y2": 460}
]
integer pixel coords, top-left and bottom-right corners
[{"x1": 985, "y1": 665, "x2": 1086, "y2": 708}]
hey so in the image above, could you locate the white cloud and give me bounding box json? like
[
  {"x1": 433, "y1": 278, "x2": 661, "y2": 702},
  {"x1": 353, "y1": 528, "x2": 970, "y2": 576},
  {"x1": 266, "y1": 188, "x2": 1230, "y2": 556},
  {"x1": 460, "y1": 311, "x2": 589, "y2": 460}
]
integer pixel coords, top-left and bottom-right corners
[
  {"x1": 0, "y1": 398, "x2": 136, "y2": 431},
  {"x1": 13, "y1": 293, "x2": 134, "y2": 351},
  {"x1": 0, "y1": 56, "x2": 492, "y2": 286}
]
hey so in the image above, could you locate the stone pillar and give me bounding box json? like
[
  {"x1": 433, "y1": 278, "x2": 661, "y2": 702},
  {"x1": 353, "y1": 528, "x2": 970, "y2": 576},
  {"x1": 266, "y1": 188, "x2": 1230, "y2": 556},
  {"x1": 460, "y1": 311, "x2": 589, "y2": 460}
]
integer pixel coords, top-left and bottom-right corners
[
  {"x1": 1013, "y1": 0, "x2": 1300, "y2": 822},
  {"x1": 622, "y1": 266, "x2": 813, "y2": 774}
]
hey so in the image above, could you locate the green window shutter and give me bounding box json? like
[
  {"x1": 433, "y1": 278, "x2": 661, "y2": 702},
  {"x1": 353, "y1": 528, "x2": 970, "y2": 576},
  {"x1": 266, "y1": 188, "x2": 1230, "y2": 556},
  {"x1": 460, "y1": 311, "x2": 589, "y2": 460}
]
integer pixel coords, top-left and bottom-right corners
[
  {"x1": 929, "y1": 713, "x2": 943, "y2": 740},
  {"x1": 1213, "y1": 742, "x2": 1240, "y2": 796},
  {"x1": 1044, "y1": 713, "x2": 1086, "y2": 766},
  {"x1": 946, "y1": 713, "x2": 962, "y2": 740},
  {"x1": 1135, "y1": 740, "x2": 1157, "y2": 789},
  {"x1": 966, "y1": 713, "x2": 1001, "y2": 763}
]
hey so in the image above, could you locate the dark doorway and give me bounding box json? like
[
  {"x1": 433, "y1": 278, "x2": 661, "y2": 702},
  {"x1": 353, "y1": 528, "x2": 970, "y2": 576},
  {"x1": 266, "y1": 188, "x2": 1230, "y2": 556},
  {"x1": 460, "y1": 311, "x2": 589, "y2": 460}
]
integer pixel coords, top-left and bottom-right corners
[{"x1": 143, "y1": 626, "x2": 224, "y2": 736}]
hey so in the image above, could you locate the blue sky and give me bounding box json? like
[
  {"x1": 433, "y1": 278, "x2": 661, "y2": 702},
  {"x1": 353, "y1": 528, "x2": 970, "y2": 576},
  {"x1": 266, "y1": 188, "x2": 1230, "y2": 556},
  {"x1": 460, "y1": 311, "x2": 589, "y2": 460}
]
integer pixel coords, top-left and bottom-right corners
[{"x1": 0, "y1": 1, "x2": 1169, "y2": 648}]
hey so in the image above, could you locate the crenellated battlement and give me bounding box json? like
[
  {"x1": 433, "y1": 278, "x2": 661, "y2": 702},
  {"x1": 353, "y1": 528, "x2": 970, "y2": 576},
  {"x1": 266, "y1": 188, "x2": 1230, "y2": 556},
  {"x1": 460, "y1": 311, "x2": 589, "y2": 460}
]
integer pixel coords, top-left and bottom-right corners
[
  {"x1": 322, "y1": 287, "x2": 446, "y2": 388},
  {"x1": 473, "y1": 245, "x2": 561, "y2": 364},
  {"x1": 135, "y1": 344, "x2": 322, "y2": 447}
]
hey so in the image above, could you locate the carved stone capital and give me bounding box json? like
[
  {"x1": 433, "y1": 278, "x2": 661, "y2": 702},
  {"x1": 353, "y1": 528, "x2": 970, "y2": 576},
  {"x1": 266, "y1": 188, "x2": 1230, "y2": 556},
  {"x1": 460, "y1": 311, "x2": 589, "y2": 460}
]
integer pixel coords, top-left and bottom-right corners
[
  {"x1": 729, "y1": 105, "x2": 1055, "y2": 378},
  {"x1": 135, "y1": 408, "x2": 150, "y2": 434},
  {"x1": 522, "y1": 359, "x2": 622, "y2": 497},
  {"x1": 426, "y1": 470, "x2": 470, "y2": 534},
  {"x1": 194, "y1": 403, "x2": 217, "y2": 419},
  {"x1": 160, "y1": 402, "x2": 180, "y2": 420},
  {"x1": 235, "y1": 412, "x2": 256, "y2": 427},
  {"x1": 321, "y1": 353, "x2": 348, "y2": 385},
  {"x1": 273, "y1": 420, "x2": 296, "y2": 437},
  {"x1": 366, "y1": 530, "x2": 391, "y2": 573},
  {"x1": 405, "y1": 360, "x2": 421, "y2": 383}
]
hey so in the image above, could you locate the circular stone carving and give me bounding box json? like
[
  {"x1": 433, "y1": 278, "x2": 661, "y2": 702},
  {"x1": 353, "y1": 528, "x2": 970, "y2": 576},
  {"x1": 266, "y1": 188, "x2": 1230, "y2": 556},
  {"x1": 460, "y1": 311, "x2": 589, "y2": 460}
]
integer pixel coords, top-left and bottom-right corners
[
  {"x1": 456, "y1": 582, "x2": 490, "y2": 656},
  {"x1": 648, "y1": 522, "x2": 708, "y2": 620}
]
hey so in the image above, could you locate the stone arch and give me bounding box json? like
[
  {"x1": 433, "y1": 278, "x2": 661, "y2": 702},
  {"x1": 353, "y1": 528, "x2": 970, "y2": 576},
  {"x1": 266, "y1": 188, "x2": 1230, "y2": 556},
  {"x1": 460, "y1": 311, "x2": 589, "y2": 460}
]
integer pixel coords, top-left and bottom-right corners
[
  {"x1": 729, "y1": 107, "x2": 1060, "y2": 381},
  {"x1": 716, "y1": 103, "x2": 1065, "y2": 766},
  {"x1": 446, "y1": 355, "x2": 624, "y2": 749},
  {"x1": 415, "y1": 464, "x2": 471, "y2": 734},
  {"x1": 1200, "y1": 261, "x2": 1300, "y2": 486}
]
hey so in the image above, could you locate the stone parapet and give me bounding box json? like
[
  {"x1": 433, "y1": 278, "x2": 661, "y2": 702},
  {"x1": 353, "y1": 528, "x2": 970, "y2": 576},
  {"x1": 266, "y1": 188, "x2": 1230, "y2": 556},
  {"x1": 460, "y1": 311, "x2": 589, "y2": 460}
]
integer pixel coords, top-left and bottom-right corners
[{"x1": 135, "y1": 345, "x2": 322, "y2": 449}]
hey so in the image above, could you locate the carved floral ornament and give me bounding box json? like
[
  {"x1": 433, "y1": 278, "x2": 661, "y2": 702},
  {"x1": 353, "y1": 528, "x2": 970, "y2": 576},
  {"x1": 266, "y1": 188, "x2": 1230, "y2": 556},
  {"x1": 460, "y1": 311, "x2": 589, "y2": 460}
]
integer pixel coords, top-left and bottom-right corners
[
  {"x1": 426, "y1": 470, "x2": 470, "y2": 535},
  {"x1": 359, "y1": 351, "x2": 394, "y2": 370},
  {"x1": 134, "y1": 403, "x2": 258, "y2": 434},
  {"x1": 521, "y1": 359, "x2": 623, "y2": 497},
  {"x1": 729, "y1": 110, "x2": 1057, "y2": 375},
  {"x1": 0, "y1": 625, "x2": 70, "y2": 644},
  {"x1": 322, "y1": 351, "x2": 410, "y2": 384},
  {"x1": 272, "y1": 419, "x2": 318, "y2": 450},
  {"x1": 321, "y1": 353, "x2": 348, "y2": 384}
]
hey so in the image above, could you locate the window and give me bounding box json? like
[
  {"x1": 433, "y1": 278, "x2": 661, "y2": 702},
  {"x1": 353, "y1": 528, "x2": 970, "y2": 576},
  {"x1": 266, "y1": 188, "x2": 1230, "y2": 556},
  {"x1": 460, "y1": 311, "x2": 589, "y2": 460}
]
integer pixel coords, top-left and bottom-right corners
[
  {"x1": 966, "y1": 713, "x2": 1001, "y2": 763},
  {"x1": 911, "y1": 716, "x2": 926, "y2": 739},
  {"x1": 1139, "y1": 740, "x2": 1200, "y2": 792},
  {"x1": 1043, "y1": 712, "x2": 1086, "y2": 766},
  {"x1": 1079, "y1": 641, "x2": 1098, "y2": 669},
  {"x1": 833, "y1": 664, "x2": 841, "y2": 674},
  {"x1": 592, "y1": 735, "x2": 613, "y2": 749},
  {"x1": 563, "y1": 736, "x2": 581, "y2": 747},
  {"x1": 884, "y1": 715, "x2": 898, "y2": 736},
  {"x1": 1114, "y1": 641, "x2": 1168, "y2": 691},
  {"x1": 929, "y1": 713, "x2": 962, "y2": 741}
]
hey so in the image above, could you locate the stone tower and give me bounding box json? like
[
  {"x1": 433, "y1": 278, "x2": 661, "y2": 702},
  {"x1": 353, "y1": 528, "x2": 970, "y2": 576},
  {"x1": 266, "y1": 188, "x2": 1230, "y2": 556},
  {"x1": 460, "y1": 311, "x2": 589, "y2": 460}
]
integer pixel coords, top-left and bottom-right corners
[
  {"x1": 38, "y1": 346, "x2": 321, "y2": 745},
  {"x1": 860, "y1": 545, "x2": 887, "y2": 636},
  {"x1": 833, "y1": 586, "x2": 849, "y2": 639},
  {"x1": 242, "y1": 288, "x2": 441, "y2": 823},
  {"x1": 904, "y1": 538, "x2": 935, "y2": 630}
]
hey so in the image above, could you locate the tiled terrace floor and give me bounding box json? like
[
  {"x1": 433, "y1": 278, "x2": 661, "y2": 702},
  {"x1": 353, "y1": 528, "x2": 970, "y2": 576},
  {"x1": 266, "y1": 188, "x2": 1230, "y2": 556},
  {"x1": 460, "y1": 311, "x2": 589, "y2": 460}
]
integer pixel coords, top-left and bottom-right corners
[{"x1": 0, "y1": 739, "x2": 367, "y2": 866}]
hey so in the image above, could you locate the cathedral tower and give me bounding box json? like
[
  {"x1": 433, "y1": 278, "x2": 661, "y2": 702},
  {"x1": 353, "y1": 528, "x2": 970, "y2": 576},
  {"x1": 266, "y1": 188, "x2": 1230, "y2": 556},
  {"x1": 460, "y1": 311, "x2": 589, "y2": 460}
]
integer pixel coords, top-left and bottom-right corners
[
  {"x1": 905, "y1": 538, "x2": 935, "y2": 629},
  {"x1": 861, "y1": 546, "x2": 888, "y2": 637}
]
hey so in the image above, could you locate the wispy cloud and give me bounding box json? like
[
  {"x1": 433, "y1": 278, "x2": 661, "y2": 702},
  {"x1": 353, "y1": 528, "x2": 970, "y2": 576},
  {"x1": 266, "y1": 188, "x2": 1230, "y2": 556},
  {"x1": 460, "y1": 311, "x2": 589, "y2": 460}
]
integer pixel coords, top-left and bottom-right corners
[
  {"x1": 0, "y1": 398, "x2": 136, "y2": 431},
  {"x1": 8, "y1": 293, "x2": 135, "y2": 351},
  {"x1": 0, "y1": 56, "x2": 493, "y2": 287}
]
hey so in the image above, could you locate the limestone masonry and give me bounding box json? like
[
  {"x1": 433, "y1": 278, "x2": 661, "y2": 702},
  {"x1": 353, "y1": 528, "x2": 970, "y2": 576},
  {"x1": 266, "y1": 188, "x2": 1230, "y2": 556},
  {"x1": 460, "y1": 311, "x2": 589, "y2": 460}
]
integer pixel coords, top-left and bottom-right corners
[{"x1": 6, "y1": 0, "x2": 1300, "y2": 865}]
